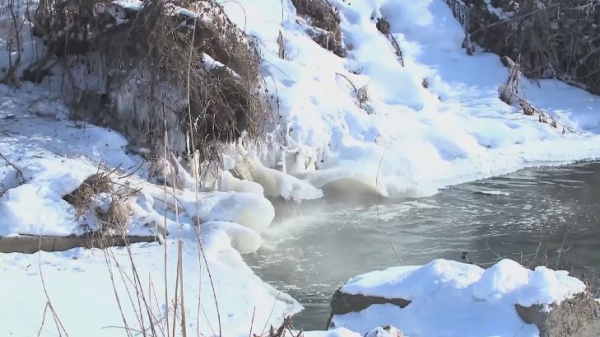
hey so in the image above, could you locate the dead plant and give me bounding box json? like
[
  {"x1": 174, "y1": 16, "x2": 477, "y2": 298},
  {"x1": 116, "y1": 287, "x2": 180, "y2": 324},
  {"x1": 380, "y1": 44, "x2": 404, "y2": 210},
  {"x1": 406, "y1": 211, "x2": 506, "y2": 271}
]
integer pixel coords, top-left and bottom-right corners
[
  {"x1": 375, "y1": 17, "x2": 404, "y2": 66},
  {"x1": 95, "y1": 193, "x2": 133, "y2": 233},
  {"x1": 277, "y1": 30, "x2": 287, "y2": 60},
  {"x1": 23, "y1": 0, "x2": 271, "y2": 165},
  {"x1": 255, "y1": 316, "x2": 302, "y2": 337},
  {"x1": 499, "y1": 55, "x2": 522, "y2": 105},
  {"x1": 291, "y1": 0, "x2": 346, "y2": 57},
  {"x1": 336, "y1": 72, "x2": 374, "y2": 114},
  {"x1": 446, "y1": 0, "x2": 600, "y2": 95},
  {"x1": 63, "y1": 172, "x2": 112, "y2": 215}
]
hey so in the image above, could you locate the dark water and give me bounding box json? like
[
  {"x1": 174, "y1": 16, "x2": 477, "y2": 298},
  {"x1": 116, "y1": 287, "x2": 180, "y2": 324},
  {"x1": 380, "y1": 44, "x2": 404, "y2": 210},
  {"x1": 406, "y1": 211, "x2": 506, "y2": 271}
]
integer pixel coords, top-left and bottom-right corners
[{"x1": 245, "y1": 162, "x2": 600, "y2": 330}]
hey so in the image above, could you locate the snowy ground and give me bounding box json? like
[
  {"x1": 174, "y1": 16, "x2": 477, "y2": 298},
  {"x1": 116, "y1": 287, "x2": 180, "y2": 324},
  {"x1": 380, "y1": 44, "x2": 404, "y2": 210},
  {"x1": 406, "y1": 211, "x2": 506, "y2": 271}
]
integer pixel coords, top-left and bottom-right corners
[
  {"x1": 2, "y1": 0, "x2": 600, "y2": 336},
  {"x1": 0, "y1": 84, "x2": 300, "y2": 336}
]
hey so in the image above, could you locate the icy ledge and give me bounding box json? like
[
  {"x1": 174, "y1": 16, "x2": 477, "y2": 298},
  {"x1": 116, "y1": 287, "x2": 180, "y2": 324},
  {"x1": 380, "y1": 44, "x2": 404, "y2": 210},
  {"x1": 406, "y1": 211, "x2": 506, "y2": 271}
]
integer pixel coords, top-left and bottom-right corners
[{"x1": 326, "y1": 259, "x2": 600, "y2": 337}]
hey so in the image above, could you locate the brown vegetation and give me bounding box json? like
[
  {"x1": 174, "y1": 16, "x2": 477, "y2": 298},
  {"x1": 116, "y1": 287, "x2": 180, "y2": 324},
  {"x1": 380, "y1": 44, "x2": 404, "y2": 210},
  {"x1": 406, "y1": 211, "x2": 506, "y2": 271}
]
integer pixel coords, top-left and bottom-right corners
[
  {"x1": 63, "y1": 171, "x2": 135, "y2": 233},
  {"x1": 12, "y1": 0, "x2": 270, "y2": 165},
  {"x1": 445, "y1": 0, "x2": 600, "y2": 94},
  {"x1": 292, "y1": 0, "x2": 346, "y2": 57}
]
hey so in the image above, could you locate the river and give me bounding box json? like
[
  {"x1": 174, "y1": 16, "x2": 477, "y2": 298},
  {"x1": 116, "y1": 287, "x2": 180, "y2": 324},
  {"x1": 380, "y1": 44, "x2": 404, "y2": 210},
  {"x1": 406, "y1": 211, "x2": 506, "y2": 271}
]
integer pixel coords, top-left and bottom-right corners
[{"x1": 245, "y1": 162, "x2": 600, "y2": 330}]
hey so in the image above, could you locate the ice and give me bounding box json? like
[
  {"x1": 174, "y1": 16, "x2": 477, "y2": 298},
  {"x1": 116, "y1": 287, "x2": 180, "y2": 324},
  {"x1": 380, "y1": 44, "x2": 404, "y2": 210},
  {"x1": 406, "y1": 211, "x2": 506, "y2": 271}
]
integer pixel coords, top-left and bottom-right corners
[
  {"x1": 202, "y1": 221, "x2": 263, "y2": 254},
  {"x1": 219, "y1": 170, "x2": 265, "y2": 195}
]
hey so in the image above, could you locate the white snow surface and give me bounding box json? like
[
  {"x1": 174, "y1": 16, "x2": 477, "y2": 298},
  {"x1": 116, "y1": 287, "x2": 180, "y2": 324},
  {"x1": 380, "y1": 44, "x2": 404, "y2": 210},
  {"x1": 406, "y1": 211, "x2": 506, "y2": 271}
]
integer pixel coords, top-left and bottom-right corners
[
  {"x1": 333, "y1": 259, "x2": 586, "y2": 336},
  {"x1": 0, "y1": 85, "x2": 299, "y2": 336},
  {"x1": 0, "y1": 239, "x2": 300, "y2": 337},
  {"x1": 217, "y1": 0, "x2": 600, "y2": 199}
]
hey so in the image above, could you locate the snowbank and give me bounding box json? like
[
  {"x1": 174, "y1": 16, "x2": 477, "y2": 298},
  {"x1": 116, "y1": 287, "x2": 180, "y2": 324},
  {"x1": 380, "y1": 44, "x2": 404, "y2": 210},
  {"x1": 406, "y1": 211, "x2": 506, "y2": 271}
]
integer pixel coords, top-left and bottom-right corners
[
  {"x1": 0, "y1": 84, "x2": 299, "y2": 336},
  {"x1": 216, "y1": 0, "x2": 600, "y2": 199},
  {"x1": 331, "y1": 259, "x2": 588, "y2": 336},
  {"x1": 0, "y1": 239, "x2": 301, "y2": 337}
]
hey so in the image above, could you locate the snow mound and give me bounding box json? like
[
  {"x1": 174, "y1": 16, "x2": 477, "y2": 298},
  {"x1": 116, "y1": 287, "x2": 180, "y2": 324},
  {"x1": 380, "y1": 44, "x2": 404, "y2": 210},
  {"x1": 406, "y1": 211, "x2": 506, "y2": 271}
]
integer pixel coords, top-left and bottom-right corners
[
  {"x1": 191, "y1": 191, "x2": 275, "y2": 233},
  {"x1": 334, "y1": 259, "x2": 586, "y2": 336}
]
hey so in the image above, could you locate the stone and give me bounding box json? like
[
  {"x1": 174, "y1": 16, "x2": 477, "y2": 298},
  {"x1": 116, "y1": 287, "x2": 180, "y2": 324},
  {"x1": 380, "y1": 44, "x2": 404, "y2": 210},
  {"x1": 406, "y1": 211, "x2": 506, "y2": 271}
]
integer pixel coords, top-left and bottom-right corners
[
  {"x1": 327, "y1": 287, "x2": 410, "y2": 329},
  {"x1": 515, "y1": 292, "x2": 600, "y2": 337}
]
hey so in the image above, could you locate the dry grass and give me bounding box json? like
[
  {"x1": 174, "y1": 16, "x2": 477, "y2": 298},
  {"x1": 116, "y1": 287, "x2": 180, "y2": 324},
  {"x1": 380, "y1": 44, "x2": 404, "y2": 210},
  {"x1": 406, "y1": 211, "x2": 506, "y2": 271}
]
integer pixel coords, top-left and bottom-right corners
[
  {"x1": 375, "y1": 16, "x2": 404, "y2": 66},
  {"x1": 498, "y1": 55, "x2": 572, "y2": 133},
  {"x1": 253, "y1": 316, "x2": 303, "y2": 337},
  {"x1": 96, "y1": 194, "x2": 133, "y2": 232},
  {"x1": 292, "y1": 0, "x2": 346, "y2": 57},
  {"x1": 446, "y1": 0, "x2": 600, "y2": 95},
  {"x1": 63, "y1": 172, "x2": 113, "y2": 215},
  {"x1": 63, "y1": 170, "x2": 137, "y2": 233},
  {"x1": 16, "y1": 0, "x2": 270, "y2": 165},
  {"x1": 336, "y1": 72, "x2": 374, "y2": 114},
  {"x1": 97, "y1": 0, "x2": 267, "y2": 156}
]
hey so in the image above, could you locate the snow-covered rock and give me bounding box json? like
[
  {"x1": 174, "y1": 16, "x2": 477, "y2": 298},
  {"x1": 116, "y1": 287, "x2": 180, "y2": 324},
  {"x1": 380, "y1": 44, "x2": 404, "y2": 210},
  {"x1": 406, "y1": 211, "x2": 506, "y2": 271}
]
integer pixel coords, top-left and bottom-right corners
[
  {"x1": 329, "y1": 259, "x2": 598, "y2": 337},
  {"x1": 364, "y1": 326, "x2": 404, "y2": 337}
]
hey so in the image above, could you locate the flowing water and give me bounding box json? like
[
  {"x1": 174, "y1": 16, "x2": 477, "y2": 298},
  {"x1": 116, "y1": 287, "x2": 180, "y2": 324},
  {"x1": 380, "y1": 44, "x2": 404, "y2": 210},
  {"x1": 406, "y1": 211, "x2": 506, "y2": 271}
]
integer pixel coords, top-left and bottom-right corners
[{"x1": 245, "y1": 162, "x2": 600, "y2": 330}]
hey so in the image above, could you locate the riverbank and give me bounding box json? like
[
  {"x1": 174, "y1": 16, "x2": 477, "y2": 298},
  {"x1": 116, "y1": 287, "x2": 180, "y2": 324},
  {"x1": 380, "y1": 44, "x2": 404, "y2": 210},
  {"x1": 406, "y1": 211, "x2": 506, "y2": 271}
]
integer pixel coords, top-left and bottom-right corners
[{"x1": 4, "y1": 0, "x2": 600, "y2": 335}]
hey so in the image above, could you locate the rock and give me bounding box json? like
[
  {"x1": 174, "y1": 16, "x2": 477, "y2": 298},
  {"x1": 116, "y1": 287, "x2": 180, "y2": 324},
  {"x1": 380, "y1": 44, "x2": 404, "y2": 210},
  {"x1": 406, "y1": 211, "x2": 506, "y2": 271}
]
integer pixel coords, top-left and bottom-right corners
[
  {"x1": 364, "y1": 326, "x2": 404, "y2": 337},
  {"x1": 327, "y1": 287, "x2": 410, "y2": 329},
  {"x1": 515, "y1": 292, "x2": 600, "y2": 337}
]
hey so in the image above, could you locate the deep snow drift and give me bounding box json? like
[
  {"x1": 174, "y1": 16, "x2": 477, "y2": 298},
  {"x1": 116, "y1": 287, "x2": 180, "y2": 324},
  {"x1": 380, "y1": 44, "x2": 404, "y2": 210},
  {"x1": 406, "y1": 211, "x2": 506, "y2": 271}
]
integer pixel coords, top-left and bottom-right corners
[{"x1": 331, "y1": 259, "x2": 588, "y2": 336}]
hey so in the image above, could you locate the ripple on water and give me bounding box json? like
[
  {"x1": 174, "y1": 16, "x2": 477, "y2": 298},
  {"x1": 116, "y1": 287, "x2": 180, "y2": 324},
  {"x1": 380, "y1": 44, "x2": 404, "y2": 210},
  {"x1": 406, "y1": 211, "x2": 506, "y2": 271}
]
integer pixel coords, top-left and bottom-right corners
[{"x1": 245, "y1": 162, "x2": 600, "y2": 330}]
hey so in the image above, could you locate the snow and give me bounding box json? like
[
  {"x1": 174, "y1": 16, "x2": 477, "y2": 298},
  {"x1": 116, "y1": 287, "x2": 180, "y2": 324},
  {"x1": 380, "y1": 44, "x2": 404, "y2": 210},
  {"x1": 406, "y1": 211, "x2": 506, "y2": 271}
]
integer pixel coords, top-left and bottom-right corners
[
  {"x1": 216, "y1": 0, "x2": 600, "y2": 199},
  {"x1": 1, "y1": 0, "x2": 600, "y2": 335},
  {"x1": 333, "y1": 259, "x2": 586, "y2": 336},
  {"x1": 0, "y1": 85, "x2": 296, "y2": 335},
  {"x1": 0, "y1": 239, "x2": 300, "y2": 337}
]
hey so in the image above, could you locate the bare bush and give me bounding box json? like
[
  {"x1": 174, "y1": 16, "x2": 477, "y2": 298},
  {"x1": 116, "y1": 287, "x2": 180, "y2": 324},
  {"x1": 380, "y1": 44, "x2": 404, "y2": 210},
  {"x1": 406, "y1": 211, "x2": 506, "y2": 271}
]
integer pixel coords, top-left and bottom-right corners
[
  {"x1": 498, "y1": 56, "x2": 571, "y2": 133},
  {"x1": 63, "y1": 171, "x2": 136, "y2": 233},
  {"x1": 375, "y1": 17, "x2": 404, "y2": 67},
  {"x1": 0, "y1": 0, "x2": 26, "y2": 84},
  {"x1": 63, "y1": 172, "x2": 113, "y2": 215},
  {"x1": 22, "y1": 0, "x2": 270, "y2": 168},
  {"x1": 291, "y1": 0, "x2": 346, "y2": 57},
  {"x1": 336, "y1": 72, "x2": 374, "y2": 114},
  {"x1": 445, "y1": 0, "x2": 600, "y2": 94}
]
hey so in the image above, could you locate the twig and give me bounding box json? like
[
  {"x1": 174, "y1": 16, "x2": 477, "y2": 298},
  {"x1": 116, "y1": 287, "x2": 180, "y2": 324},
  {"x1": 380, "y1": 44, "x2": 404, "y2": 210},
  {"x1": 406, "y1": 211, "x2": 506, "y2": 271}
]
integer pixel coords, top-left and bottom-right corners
[
  {"x1": 555, "y1": 228, "x2": 570, "y2": 269},
  {"x1": 375, "y1": 147, "x2": 403, "y2": 265},
  {"x1": 470, "y1": 3, "x2": 561, "y2": 37},
  {"x1": 0, "y1": 151, "x2": 25, "y2": 184}
]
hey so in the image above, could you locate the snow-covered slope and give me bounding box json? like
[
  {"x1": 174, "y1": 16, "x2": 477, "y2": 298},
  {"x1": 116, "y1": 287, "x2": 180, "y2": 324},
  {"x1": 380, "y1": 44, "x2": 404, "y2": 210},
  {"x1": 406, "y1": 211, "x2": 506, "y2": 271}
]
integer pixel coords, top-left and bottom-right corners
[{"x1": 220, "y1": 0, "x2": 600, "y2": 199}]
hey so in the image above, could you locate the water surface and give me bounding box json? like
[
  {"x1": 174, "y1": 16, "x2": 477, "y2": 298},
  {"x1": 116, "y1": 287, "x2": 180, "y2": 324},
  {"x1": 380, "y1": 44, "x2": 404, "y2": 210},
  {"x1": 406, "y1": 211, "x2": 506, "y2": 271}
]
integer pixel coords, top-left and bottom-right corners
[{"x1": 245, "y1": 162, "x2": 600, "y2": 330}]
